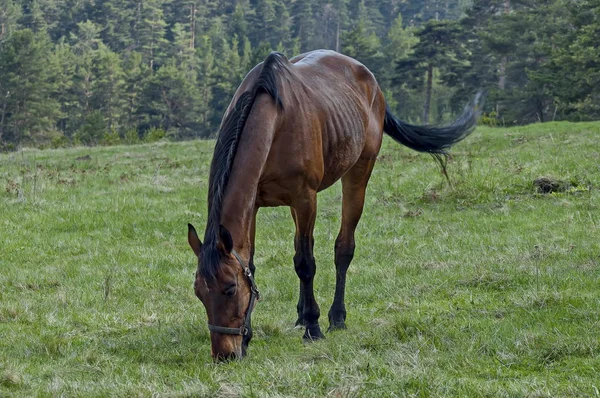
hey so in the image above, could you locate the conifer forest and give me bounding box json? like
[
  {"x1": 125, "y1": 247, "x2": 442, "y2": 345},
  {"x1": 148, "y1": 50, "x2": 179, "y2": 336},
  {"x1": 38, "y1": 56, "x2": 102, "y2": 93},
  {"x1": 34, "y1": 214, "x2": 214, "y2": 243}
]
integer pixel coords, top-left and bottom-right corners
[{"x1": 0, "y1": 0, "x2": 599, "y2": 148}]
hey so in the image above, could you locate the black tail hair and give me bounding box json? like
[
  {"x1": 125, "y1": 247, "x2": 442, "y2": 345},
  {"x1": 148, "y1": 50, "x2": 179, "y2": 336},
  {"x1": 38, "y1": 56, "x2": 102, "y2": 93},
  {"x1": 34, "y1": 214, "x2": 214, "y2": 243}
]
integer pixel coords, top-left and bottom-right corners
[{"x1": 383, "y1": 92, "x2": 484, "y2": 180}]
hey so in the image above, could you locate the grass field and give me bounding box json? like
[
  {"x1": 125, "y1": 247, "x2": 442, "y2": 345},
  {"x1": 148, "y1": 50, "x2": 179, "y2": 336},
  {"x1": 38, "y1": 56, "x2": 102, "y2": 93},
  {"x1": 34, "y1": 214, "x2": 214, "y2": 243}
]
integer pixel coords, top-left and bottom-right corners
[{"x1": 1, "y1": 122, "x2": 599, "y2": 397}]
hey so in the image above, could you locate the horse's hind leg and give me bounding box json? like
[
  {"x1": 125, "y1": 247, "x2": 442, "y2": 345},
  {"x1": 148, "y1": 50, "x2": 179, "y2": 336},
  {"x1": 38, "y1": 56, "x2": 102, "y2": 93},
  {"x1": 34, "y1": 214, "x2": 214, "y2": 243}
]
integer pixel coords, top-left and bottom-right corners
[
  {"x1": 291, "y1": 191, "x2": 324, "y2": 340},
  {"x1": 291, "y1": 207, "x2": 306, "y2": 327},
  {"x1": 328, "y1": 156, "x2": 376, "y2": 331}
]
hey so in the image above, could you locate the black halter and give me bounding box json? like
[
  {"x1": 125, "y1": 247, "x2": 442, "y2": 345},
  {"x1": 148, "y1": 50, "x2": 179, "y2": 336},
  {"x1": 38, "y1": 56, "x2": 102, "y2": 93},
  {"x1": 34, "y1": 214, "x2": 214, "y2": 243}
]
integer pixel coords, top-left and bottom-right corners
[{"x1": 207, "y1": 250, "x2": 260, "y2": 336}]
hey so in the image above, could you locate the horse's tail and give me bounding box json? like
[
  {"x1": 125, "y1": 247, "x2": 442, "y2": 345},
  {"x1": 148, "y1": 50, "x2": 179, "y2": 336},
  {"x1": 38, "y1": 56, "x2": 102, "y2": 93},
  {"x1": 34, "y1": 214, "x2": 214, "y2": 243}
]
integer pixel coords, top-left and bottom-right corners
[{"x1": 383, "y1": 92, "x2": 484, "y2": 176}]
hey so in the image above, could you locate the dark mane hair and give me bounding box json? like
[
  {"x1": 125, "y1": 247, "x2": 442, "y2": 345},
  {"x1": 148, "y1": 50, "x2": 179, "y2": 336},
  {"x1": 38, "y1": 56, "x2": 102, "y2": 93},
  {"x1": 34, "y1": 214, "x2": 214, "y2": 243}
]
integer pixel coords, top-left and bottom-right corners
[{"x1": 200, "y1": 52, "x2": 286, "y2": 279}]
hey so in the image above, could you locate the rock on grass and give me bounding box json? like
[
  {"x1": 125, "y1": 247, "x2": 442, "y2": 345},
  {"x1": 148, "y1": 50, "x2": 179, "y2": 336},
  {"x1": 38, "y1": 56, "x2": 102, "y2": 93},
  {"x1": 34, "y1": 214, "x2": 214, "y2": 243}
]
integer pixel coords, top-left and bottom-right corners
[{"x1": 534, "y1": 177, "x2": 571, "y2": 194}]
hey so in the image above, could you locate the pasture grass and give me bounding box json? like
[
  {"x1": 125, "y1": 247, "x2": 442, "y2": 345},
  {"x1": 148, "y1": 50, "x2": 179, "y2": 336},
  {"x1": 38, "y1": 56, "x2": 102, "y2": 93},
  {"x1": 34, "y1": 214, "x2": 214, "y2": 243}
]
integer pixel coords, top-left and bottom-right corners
[{"x1": 1, "y1": 122, "x2": 599, "y2": 397}]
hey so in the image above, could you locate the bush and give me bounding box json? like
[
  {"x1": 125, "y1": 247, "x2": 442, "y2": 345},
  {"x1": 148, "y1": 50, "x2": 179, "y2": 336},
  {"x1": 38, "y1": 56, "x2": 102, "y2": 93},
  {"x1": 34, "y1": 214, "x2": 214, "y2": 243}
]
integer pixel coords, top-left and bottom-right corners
[
  {"x1": 144, "y1": 127, "x2": 166, "y2": 143},
  {"x1": 76, "y1": 111, "x2": 106, "y2": 145},
  {"x1": 101, "y1": 128, "x2": 121, "y2": 146},
  {"x1": 480, "y1": 111, "x2": 499, "y2": 127},
  {"x1": 50, "y1": 131, "x2": 69, "y2": 149},
  {"x1": 0, "y1": 141, "x2": 17, "y2": 152},
  {"x1": 123, "y1": 129, "x2": 140, "y2": 145}
]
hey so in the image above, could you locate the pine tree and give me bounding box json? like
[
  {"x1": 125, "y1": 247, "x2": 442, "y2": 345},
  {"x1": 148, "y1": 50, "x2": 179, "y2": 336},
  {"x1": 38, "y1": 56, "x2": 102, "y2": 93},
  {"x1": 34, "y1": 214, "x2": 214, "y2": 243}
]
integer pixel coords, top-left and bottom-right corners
[
  {"x1": 51, "y1": 0, "x2": 86, "y2": 41},
  {"x1": 85, "y1": 0, "x2": 135, "y2": 52},
  {"x1": 0, "y1": 0, "x2": 599, "y2": 146},
  {"x1": 69, "y1": 20, "x2": 101, "y2": 129},
  {"x1": 68, "y1": 21, "x2": 128, "y2": 138},
  {"x1": 0, "y1": 0, "x2": 21, "y2": 40},
  {"x1": 133, "y1": 0, "x2": 168, "y2": 70},
  {"x1": 196, "y1": 34, "x2": 215, "y2": 134},
  {"x1": 273, "y1": 0, "x2": 292, "y2": 52},
  {"x1": 292, "y1": 0, "x2": 316, "y2": 51},
  {"x1": 341, "y1": 20, "x2": 383, "y2": 78},
  {"x1": 139, "y1": 61, "x2": 202, "y2": 137},
  {"x1": 18, "y1": 0, "x2": 49, "y2": 33},
  {"x1": 227, "y1": 0, "x2": 252, "y2": 42},
  {"x1": 209, "y1": 36, "x2": 245, "y2": 128},
  {"x1": 547, "y1": 0, "x2": 600, "y2": 120},
  {"x1": 314, "y1": 1, "x2": 348, "y2": 51},
  {"x1": 380, "y1": 13, "x2": 417, "y2": 112},
  {"x1": 0, "y1": 29, "x2": 61, "y2": 144},
  {"x1": 394, "y1": 19, "x2": 468, "y2": 123},
  {"x1": 90, "y1": 45, "x2": 127, "y2": 131},
  {"x1": 49, "y1": 39, "x2": 76, "y2": 136},
  {"x1": 250, "y1": 0, "x2": 277, "y2": 47},
  {"x1": 122, "y1": 51, "x2": 147, "y2": 132}
]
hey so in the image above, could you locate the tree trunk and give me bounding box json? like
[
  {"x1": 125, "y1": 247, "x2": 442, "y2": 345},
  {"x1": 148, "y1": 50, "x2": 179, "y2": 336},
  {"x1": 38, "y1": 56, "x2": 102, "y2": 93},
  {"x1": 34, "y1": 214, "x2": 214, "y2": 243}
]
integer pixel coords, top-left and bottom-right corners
[
  {"x1": 202, "y1": 84, "x2": 209, "y2": 128},
  {"x1": 150, "y1": 23, "x2": 155, "y2": 71},
  {"x1": 423, "y1": 63, "x2": 433, "y2": 124},
  {"x1": 0, "y1": 99, "x2": 7, "y2": 142},
  {"x1": 335, "y1": 20, "x2": 340, "y2": 53},
  {"x1": 498, "y1": 0, "x2": 510, "y2": 90},
  {"x1": 134, "y1": 1, "x2": 142, "y2": 48},
  {"x1": 190, "y1": 3, "x2": 196, "y2": 49},
  {"x1": 498, "y1": 56, "x2": 507, "y2": 90}
]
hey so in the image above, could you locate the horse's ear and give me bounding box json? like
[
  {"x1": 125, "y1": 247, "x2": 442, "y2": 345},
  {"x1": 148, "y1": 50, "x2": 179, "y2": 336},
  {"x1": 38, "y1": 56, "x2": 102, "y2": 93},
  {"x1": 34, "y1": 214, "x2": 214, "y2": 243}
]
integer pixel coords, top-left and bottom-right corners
[
  {"x1": 218, "y1": 225, "x2": 233, "y2": 254},
  {"x1": 188, "y1": 223, "x2": 202, "y2": 257}
]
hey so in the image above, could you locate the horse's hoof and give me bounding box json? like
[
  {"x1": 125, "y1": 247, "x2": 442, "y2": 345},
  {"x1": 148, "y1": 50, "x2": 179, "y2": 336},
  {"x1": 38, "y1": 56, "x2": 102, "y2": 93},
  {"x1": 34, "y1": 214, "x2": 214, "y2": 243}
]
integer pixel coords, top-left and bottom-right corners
[
  {"x1": 303, "y1": 325, "x2": 325, "y2": 341},
  {"x1": 327, "y1": 308, "x2": 346, "y2": 330},
  {"x1": 327, "y1": 322, "x2": 347, "y2": 332}
]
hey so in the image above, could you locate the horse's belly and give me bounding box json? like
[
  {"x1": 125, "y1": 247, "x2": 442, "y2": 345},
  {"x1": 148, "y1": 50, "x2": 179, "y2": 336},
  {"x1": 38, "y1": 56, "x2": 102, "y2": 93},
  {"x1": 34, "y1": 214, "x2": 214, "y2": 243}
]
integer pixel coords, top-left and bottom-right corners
[
  {"x1": 255, "y1": 120, "x2": 367, "y2": 205},
  {"x1": 255, "y1": 179, "x2": 295, "y2": 207},
  {"x1": 255, "y1": 156, "x2": 346, "y2": 206},
  {"x1": 317, "y1": 131, "x2": 365, "y2": 190},
  {"x1": 317, "y1": 161, "x2": 354, "y2": 191}
]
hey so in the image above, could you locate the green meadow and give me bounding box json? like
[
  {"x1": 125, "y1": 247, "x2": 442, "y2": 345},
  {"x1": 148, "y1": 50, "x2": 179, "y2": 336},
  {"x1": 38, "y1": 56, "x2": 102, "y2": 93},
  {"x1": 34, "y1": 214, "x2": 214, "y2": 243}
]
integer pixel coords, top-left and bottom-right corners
[{"x1": 1, "y1": 122, "x2": 599, "y2": 397}]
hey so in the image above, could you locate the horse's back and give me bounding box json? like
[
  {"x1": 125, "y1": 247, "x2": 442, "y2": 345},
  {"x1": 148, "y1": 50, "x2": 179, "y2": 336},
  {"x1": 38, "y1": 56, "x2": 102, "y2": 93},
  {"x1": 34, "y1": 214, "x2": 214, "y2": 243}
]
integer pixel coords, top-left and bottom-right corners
[
  {"x1": 286, "y1": 50, "x2": 386, "y2": 189},
  {"x1": 290, "y1": 50, "x2": 381, "y2": 105},
  {"x1": 232, "y1": 50, "x2": 386, "y2": 206}
]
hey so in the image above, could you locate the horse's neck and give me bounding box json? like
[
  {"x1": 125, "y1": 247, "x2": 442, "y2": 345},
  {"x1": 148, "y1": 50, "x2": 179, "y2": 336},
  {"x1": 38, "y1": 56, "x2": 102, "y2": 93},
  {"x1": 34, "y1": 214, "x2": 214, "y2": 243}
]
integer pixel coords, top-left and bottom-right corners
[{"x1": 219, "y1": 99, "x2": 278, "y2": 253}]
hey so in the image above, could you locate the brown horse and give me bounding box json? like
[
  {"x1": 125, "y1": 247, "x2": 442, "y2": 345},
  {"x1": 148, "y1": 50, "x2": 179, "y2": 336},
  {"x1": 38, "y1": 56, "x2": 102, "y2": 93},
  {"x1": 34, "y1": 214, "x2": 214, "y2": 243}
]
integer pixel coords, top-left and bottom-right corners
[{"x1": 187, "y1": 50, "x2": 480, "y2": 361}]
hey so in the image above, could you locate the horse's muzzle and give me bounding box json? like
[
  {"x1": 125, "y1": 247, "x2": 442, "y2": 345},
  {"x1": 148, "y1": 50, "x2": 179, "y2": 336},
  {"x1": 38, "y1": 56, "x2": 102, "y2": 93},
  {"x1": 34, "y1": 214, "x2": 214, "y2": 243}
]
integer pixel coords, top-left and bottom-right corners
[{"x1": 212, "y1": 349, "x2": 244, "y2": 362}]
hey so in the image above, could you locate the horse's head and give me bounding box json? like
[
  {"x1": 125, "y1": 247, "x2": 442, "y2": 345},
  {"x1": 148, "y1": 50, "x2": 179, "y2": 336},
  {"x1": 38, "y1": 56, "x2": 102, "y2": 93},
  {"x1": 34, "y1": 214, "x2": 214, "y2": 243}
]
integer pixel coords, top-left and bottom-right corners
[{"x1": 187, "y1": 223, "x2": 258, "y2": 361}]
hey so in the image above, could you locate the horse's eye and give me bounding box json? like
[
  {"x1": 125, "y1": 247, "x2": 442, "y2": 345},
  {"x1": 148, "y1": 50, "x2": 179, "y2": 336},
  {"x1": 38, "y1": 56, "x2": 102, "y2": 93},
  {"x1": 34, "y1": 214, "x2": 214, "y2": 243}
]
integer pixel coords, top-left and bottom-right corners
[{"x1": 224, "y1": 284, "x2": 237, "y2": 296}]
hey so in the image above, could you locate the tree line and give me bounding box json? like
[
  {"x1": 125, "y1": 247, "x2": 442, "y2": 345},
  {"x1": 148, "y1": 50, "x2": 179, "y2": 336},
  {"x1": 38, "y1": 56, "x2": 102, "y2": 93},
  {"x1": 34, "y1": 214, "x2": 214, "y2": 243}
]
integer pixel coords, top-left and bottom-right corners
[{"x1": 0, "y1": 0, "x2": 598, "y2": 149}]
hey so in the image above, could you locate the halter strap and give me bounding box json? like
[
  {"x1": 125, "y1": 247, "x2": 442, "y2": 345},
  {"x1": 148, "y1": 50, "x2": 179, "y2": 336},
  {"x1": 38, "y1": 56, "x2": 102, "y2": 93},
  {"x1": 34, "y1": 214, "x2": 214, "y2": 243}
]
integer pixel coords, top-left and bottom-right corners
[{"x1": 207, "y1": 249, "x2": 259, "y2": 336}]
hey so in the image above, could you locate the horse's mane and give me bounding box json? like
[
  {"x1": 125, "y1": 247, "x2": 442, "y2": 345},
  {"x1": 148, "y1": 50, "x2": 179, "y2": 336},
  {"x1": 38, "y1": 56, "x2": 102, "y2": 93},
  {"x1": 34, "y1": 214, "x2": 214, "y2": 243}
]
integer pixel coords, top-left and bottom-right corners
[{"x1": 200, "y1": 52, "x2": 286, "y2": 280}]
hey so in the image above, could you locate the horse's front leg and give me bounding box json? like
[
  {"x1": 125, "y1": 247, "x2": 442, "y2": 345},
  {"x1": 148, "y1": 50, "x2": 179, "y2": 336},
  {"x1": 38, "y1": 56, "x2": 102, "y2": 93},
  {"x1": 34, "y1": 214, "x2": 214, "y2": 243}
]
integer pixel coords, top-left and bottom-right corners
[{"x1": 291, "y1": 194, "x2": 324, "y2": 341}]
